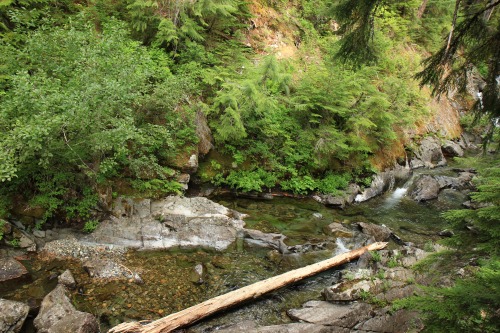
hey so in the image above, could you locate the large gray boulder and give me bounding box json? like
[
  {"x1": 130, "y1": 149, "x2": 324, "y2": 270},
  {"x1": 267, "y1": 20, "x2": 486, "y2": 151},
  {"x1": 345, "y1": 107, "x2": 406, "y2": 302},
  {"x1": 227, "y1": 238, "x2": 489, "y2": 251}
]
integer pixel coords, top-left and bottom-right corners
[
  {"x1": 408, "y1": 175, "x2": 440, "y2": 201},
  {"x1": 0, "y1": 299, "x2": 29, "y2": 333},
  {"x1": 33, "y1": 284, "x2": 99, "y2": 333},
  {"x1": 442, "y1": 140, "x2": 464, "y2": 157},
  {"x1": 85, "y1": 196, "x2": 245, "y2": 251},
  {"x1": 411, "y1": 136, "x2": 447, "y2": 169},
  {"x1": 357, "y1": 222, "x2": 392, "y2": 242}
]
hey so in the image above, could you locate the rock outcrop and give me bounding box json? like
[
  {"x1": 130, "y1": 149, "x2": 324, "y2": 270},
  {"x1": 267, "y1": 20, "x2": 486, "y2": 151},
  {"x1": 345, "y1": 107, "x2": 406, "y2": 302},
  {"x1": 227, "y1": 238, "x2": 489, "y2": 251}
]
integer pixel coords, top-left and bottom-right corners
[
  {"x1": 34, "y1": 284, "x2": 99, "y2": 333},
  {"x1": 0, "y1": 298, "x2": 30, "y2": 333},
  {"x1": 410, "y1": 136, "x2": 447, "y2": 169},
  {"x1": 0, "y1": 257, "x2": 29, "y2": 283},
  {"x1": 84, "y1": 196, "x2": 245, "y2": 251}
]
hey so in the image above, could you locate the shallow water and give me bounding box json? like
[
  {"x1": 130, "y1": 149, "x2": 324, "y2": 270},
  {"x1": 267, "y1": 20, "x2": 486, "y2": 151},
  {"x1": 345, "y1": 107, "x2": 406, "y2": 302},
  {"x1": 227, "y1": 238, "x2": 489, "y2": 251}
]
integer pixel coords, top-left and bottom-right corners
[{"x1": 1, "y1": 167, "x2": 467, "y2": 332}]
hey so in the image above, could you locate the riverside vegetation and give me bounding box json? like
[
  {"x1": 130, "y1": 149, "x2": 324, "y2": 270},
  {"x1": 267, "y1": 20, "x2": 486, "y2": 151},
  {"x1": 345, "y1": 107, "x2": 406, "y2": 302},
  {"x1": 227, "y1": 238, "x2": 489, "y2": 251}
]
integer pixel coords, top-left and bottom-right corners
[{"x1": 0, "y1": 0, "x2": 499, "y2": 332}]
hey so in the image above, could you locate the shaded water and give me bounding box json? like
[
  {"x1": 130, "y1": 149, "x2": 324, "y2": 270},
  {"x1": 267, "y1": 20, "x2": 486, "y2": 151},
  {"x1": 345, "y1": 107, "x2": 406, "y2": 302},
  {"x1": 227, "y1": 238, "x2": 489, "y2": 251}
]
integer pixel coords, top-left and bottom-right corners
[{"x1": 1, "y1": 168, "x2": 466, "y2": 331}]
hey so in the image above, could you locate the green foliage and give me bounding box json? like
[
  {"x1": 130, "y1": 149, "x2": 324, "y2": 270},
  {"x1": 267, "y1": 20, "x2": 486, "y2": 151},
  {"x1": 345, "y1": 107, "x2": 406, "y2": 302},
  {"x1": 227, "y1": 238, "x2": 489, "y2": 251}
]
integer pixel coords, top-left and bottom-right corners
[
  {"x1": 83, "y1": 219, "x2": 100, "y2": 233},
  {"x1": 369, "y1": 250, "x2": 382, "y2": 263},
  {"x1": 395, "y1": 259, "x2": 500, "y2": 333},
  {"x1": 0, "y1": 17, "x2": 192, "y2": 221},
  {"x1": 9, "y1": 238, "x2": 20, "y2": 247},
  {"x1": 0, "y1": 219, "x2": 5, "y2": 240},
  {"x1": 442, "y1": 155, "x2": 500, "y2": 254},
  {"x1": 131, "y1": 179, "x2": 184, "y2": 198}
]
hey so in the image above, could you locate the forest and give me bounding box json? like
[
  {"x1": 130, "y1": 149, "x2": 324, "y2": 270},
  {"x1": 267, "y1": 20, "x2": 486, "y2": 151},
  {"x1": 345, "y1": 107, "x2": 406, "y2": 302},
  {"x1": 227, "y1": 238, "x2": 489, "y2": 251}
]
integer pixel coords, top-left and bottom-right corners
[{"x1": 0, "y1": 0, "x2": 499, "y2": 332}]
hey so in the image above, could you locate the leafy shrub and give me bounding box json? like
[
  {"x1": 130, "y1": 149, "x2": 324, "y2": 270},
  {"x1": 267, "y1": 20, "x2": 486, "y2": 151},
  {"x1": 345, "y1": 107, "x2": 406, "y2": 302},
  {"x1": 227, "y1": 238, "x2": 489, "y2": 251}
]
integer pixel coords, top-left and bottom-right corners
[
  {"x1": 316, "y1": 172, "x2": 351, "y2": 194},
  {"x1": 280, "y1": 175, "x2": 316, "y2": 195},
  {"x1": 83, "y1": 219, "x2": 100, "y2": 233}
]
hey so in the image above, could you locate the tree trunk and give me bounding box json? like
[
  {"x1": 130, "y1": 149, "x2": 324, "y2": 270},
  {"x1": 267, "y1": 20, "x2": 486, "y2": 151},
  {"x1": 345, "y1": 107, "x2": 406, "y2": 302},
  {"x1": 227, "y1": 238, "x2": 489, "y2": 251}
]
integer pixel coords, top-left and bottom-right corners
[
  {"x1": 417, "y1": 0, "x2": 429, "y2": 18},
  {"x1": 109, "y1": 242, "x2": 388, "y2": 333}
]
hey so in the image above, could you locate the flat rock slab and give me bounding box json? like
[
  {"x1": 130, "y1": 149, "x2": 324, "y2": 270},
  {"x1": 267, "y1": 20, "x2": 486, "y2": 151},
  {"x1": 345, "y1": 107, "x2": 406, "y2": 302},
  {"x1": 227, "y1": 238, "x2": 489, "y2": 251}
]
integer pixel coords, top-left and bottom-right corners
[
  {"x1": 287, "y1": 301, "x2": 373, "y2": 328},
  {"x1": 0, "y1": 298, "x2": 30, "y2": 333},
  {"x1": 354, "y1": 308, "x2": 423, "y2": 333},
  {"x1": 0, "y1": 257, "x2": 29, "y2": 283},
  {"x1": 85, "y1": 196, "x2": 245, "y2": 251},
  {"x1": 216, "y1": 320, "x2": 347, "y2": 333}
]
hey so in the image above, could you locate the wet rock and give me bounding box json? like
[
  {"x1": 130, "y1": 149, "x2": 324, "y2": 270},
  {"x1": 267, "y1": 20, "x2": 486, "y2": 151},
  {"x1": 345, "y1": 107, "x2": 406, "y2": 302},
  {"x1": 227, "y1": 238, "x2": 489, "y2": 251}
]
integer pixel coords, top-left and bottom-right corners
[
  {"x1": 408, "y1": 175, "x2": 440, "y2": 201},
  {"x1": 243, "y1": 229, "x2": 289, "y2": 254},
  {"x1": 317, "y1": 184, "x2": 360, "y2": 209},
  {"x1": 356, "y1": 222, "x2": 392, "y2": 242},
  {"x1": 287, "y1": 301, "x2": 373, "y2": 328},
  {"x1": 442, "y1": 140, "x2": 464, "y2": 157},
  {"x1": 312, "y1": 213, "x2": 323, "y2": 219},
  {"x1": 83, "y1": 259, "x2": 141, "y2": 283},
  {"x1": 34, "y1": 284, "x2": 99, "y2": 333},
  {"x1": 190, "y1": 263, "x2": 205, "y2": 284},
  {"x1": 0, "y1": 298, "x2": 30, "y2": 333},
  {"x1": 58, "y1": 270, "x2": 76, "y2": 289},
  {"x1": 438, "y1": 229, "x2": 455, "y2": 237},
  {"x1": 0, "y1": 257, "x2": 29, "y2": 283},
  {"x1": 325, "y1": 223, "x2": 354, "y2": 238},
  {"x1": 355, "y1": 166, "x2": 410, "y2": 203},
  {"x1": 354, "y1": 307, "x2": 423, "y2": 333},
  {"x1": 410, "y1": 136, "x2": 447, "y2": 169},
  {"x1": 322, "y1": 278, "x2": 382, "y2": 301}
]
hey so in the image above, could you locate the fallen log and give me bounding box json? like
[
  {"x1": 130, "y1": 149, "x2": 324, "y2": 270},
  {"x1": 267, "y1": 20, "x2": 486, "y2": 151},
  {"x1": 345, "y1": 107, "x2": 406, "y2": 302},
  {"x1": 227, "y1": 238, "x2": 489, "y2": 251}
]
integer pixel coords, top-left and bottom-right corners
[{"x1": 109, "y1": 242, "x2": 388, "y2": 333}]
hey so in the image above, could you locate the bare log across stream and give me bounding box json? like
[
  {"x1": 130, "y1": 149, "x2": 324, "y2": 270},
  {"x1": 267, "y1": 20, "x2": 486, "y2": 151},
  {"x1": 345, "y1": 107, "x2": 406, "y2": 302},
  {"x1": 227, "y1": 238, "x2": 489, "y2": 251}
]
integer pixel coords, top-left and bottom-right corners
[{"x1": 109, "y1": 242, "x2": 388, "y2": 333}]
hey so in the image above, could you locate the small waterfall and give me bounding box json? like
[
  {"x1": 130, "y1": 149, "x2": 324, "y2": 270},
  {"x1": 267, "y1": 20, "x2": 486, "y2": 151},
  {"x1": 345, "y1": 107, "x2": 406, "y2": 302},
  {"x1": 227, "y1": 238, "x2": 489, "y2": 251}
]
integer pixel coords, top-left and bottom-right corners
[{"x1": 334, "y1": 238, "x2": 350, "y2": 256}]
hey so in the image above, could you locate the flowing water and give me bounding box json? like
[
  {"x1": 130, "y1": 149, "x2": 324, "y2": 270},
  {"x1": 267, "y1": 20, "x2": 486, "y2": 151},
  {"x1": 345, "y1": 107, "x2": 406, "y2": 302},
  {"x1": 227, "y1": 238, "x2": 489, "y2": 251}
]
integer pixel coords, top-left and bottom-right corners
[{"x1": 1, "y1": 167, "x2": 467, "y2": 332}]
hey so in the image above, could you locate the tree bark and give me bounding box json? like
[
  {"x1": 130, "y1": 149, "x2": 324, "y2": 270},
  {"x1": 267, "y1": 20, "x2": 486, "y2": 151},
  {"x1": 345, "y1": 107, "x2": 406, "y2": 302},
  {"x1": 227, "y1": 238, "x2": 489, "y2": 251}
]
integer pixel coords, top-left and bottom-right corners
[
  {"x1": 109, "y1": 242, "x2": 388, "y2": 333},
  {"x1": 417, "y1": 0, "x2": 429, "y2": 18}
]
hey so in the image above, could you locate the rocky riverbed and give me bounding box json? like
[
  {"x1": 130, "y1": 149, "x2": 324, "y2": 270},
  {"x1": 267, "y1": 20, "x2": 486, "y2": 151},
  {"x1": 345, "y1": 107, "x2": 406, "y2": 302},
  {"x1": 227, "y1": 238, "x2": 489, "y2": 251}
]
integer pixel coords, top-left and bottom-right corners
[{"x1": 0, "y1": 135, "x2": 482, "y2": 333}]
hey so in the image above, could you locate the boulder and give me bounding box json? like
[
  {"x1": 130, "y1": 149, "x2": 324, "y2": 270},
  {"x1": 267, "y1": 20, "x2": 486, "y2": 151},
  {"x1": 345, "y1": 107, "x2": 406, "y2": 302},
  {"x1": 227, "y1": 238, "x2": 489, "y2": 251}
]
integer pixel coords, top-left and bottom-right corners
[
  {"x1": 442, "y1": 140, "x2": 464, "y2": 157},
  {"x1": 357, "y1": 222, "x2": 392, "y2": 242},
  {"x1": 85, "y1": 196, "x2": 246, "y2": 251},
  {"x1": 325, "y1": 223, "x2": 354, "y2": 238},
  {"x1": 58, "y1": 270, "x2": 76, "y2": 289},
  {"x1": 375, "y1": 284, "x2": 417, "y2": 303},
  {"x1": 411, "y1": 136, "x2": 447, "y2": 169},
  {"x1": 322, "y1": 278, "x2": 382, "y2": 301},
  {"x1": 195, "y1": 110, "x2": 214, "y2": 156},
  {"x1": 243, "y1": 229, "x2": 289, "y2": 254},
  {"x1": 83, "y1": 259, "x2": 142, "y2": 283},
  {"x1": 354, "y1": 307, "x2": 423, "y2": 333},
  {"x1": 287, "y1": 301, "x2": 372, "y2": 328},
  {"x1": 408, "y1": 175, "x2": 440, "y2": 201},
  {"x1": 355, "y1": 166, "x2": 410, "y2": 203},
  {"x1": 317, "y1": 184, "x2": 360, "y2": 209},
  {"x1": 33, "y1": 284, "x2": 99, "y2": 333},
  {"x1": 0, "y1": 257, "x2": 29, "y2": 283},
  {"x1": 0, "y1": 298, "x2": 30, "y2": 333}
]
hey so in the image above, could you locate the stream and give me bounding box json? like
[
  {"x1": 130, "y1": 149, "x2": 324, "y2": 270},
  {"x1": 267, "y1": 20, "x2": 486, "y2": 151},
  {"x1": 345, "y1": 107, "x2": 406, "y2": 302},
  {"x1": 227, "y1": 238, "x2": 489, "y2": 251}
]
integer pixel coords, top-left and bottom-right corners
[{"x1": 0, "y1": 167, "x2": 467, "y2": 332}]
